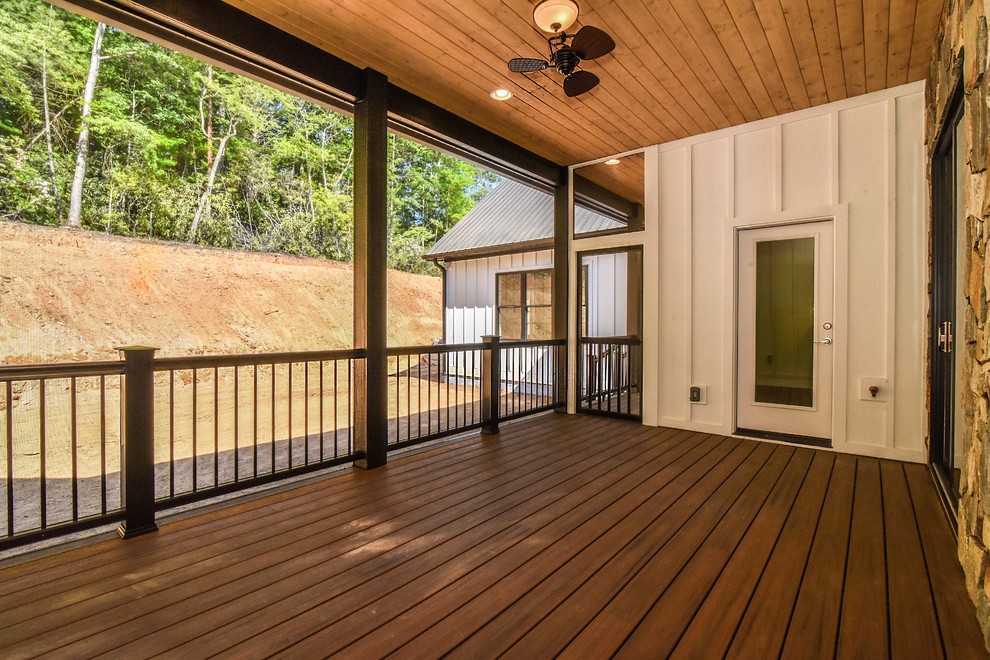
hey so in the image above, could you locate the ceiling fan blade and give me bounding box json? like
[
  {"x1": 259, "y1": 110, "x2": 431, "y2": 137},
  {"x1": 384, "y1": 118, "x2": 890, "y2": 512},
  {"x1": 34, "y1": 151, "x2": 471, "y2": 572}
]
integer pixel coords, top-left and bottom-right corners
[
  {"x1": 508, "y1": 57, "x2": 549, "y2": 73},
  {"x1": 571, "y1": 26, "x2": 615, "y2": 60},
  {"x1": 564, "y1": 70, "x2": 599, "y2": 97}
]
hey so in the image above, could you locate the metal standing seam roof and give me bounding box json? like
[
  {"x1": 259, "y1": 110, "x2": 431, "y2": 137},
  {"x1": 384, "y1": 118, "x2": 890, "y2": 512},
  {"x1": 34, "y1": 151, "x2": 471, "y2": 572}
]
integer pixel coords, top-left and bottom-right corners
[{"x1": 425, "y1": 179, "x2": 623, "y2": 260}]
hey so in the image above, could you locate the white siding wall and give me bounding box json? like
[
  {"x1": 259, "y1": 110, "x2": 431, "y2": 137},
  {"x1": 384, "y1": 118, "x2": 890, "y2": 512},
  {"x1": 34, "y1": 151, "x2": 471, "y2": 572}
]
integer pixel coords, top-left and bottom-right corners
[
  {"x1": 444, "y1": 249, "x2": 629, "y2": 343},
  {"x1": 582, "y1": 252, "x2": 628, "y2": 337},
  {"x1": 444, "y1": 249, "x2": 554, "y2": 344},
  {"x1": 653, "y1": 81, "x2": 927, "y2": 462}
]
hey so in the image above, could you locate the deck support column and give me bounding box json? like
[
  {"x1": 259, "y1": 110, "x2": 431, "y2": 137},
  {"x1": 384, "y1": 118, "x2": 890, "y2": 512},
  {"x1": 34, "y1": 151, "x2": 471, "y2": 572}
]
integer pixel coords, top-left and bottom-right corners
[
  {"x1": 481, "y1": 335, "x2": 501, "y2": 434},
  {"x1": 353, "y1": 68, "x2": 388, "y2": 469},
  {"x1": 116, "y1": 345, "x2": 159, "y2": 539},
  {"x1": 553, "y1": 170, "x2": 569, "y2": 411}
]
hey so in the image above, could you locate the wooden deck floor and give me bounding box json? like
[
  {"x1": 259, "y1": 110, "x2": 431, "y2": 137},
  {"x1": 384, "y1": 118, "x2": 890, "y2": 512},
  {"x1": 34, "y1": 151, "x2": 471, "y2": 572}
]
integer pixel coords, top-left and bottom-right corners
[{"x1": 0, "y1": 414, "x2": 985, "y2": 658}]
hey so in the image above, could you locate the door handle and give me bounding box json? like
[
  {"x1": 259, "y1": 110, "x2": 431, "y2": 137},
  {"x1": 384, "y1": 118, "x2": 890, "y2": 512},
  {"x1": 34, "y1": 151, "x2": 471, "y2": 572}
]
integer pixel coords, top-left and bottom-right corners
[{"x1": 815, "y1": 338, "x2": 832, "y2": 345}]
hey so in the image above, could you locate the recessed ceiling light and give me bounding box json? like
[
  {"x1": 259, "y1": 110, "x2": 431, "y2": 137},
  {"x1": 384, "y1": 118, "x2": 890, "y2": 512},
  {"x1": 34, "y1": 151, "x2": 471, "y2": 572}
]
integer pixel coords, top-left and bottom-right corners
[
  {"x1": 604, "y1": 158, "x2": 621, "y2": 165},
  {"x1": 490, "y1": 89, "x2": 513, "y2": 101}
]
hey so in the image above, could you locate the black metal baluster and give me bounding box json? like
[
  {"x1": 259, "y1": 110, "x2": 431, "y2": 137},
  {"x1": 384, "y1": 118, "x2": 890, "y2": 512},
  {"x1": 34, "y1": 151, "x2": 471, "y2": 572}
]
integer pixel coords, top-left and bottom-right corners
[
  {"x1": 192, "y1": 369, "x2": 198, "y2": 492},
  {"x1": 319, "y1": 361, "x2": 325, "y2": 462},
  {"x1": 168, "y1": 371, "x2": 174, "y2": 498},
  {"x1": 288, "y1": 362, "x2": 293, "y2": 470},
  {"x1": 39, "y1": 379, "x2": 46, "y2": 530},
  {"x1": 71, "y1": 377, "x2": 78, "y2": 522},
  {"x1": 6, "y1": 381, "x2": 14, "y2": 536},
  {"x1": 213, "y1": 366, "x2": 219, "y2": 487},
  {"x1": 234, "y1": 366, "x2": 240, "y2": 482},
  {"x1": 100, "y1": 375, "x2": 107, "y2": 514},
  {"x1": 253, "y1": 365, "x2": 259, "y2": 479},
  {"x1": 270, "y1": 364, "x2": 276, "y2": 474},
  {"x1": 304, "y1": 361, "x2": 310, "y2": 465}
]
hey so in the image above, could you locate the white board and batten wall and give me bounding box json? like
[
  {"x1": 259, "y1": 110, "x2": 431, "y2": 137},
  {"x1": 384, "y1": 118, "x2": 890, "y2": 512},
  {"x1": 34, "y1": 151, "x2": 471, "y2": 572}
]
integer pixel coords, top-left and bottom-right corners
[
  {"x1": 444, "y1": 250, "x2": 552, "y2": 345},
  {"x1": 649, "y1": 80, "x2": 927, "y2": 462}
]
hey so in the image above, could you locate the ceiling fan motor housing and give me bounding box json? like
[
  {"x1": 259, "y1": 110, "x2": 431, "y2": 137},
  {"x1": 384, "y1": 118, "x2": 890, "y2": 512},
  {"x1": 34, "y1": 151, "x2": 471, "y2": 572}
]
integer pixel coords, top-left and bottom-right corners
[{"x1": 554, "y1": 47, "x2": 580, "y2": 75}]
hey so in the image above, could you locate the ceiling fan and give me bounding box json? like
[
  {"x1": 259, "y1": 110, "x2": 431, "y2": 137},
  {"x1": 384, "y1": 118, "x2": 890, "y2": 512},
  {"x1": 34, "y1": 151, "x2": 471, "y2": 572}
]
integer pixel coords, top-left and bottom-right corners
[{"x1": 507, "y1": 0, "x2": 616, "y2": 98}]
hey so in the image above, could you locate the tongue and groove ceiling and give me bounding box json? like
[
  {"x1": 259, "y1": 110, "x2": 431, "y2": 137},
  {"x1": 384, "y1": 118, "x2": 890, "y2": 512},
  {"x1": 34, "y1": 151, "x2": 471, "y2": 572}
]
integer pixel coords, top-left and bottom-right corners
[{"x1": 222, "y1": 0, "x2": 943, "y2": 195}]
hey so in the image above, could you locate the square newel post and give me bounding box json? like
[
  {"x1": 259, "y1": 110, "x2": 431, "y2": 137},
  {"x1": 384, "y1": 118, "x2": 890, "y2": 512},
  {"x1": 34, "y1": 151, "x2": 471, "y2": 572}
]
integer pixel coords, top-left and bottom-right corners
[
  {"x1": 553, "y1": 171, "x2": 569, "y2": 410},
  {"x1": 481, "y1": 335, "x2": 501, "y2": 435},
  {"x1": 353, "y1": 67, "x2": 389, "y2": 469},
  {"x1": 116, "y1": 345, "x2": 159, "y2": 539}
]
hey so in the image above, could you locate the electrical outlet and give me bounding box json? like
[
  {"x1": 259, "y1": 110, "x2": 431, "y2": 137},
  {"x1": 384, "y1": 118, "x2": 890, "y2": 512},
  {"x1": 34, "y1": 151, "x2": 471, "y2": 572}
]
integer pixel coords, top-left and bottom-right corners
[
  {"x1": 858, "y1": 377, "x2": 888, "y2": 402},
  {"x1": 689, "y1": 385, "x2": 707, "y2": 404}
]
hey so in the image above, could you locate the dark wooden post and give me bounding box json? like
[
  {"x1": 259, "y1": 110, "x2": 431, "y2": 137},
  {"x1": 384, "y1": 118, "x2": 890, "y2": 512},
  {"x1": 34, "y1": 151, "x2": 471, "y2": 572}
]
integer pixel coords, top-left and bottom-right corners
[
  {"x1": 353, "y1": 68, "x2": 389, "y2": 469},
  {"x1": 481, "y1": 335, "x2": 501, "y2": 434},
  {"x1": 553, "y1": 170, "x2": 569, "y2": 410},
  {"x1": 116, "y1": 345, "x2": 159, "y2": 539}
]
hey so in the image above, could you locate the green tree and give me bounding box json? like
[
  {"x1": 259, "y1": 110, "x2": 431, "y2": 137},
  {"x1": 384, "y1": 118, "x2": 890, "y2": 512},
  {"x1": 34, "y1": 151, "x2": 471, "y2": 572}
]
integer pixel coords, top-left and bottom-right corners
[{"x1": 0, "y1": 0, "x2": 496, "y2": 273}]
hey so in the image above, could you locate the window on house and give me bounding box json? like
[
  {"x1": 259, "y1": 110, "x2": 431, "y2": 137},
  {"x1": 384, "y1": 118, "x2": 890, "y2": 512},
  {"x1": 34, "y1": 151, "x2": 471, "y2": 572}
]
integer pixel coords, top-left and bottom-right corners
[{"x1": 496, "y1": 269, "x2": 553, "y2": 340}]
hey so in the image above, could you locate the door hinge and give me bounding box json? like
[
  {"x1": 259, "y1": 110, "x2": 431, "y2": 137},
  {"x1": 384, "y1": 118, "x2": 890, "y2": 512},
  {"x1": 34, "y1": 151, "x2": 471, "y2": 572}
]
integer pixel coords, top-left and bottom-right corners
[{"x1": 938, "y1": 321, "x2": 954, "y2": 353}]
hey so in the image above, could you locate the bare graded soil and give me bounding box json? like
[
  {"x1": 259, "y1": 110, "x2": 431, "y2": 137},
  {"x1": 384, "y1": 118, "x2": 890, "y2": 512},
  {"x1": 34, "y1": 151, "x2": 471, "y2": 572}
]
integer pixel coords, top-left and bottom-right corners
[
  {"x1": 0, "y1": 220, "x2": 448, "y2": 534},
  {"x1": 0, "y1": 220, "x2": 441, "y2": 363}
]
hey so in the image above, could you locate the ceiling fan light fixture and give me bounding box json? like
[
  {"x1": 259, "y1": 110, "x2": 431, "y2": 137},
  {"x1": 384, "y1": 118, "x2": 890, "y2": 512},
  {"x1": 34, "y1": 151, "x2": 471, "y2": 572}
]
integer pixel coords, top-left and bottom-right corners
[
  {"x1": 533, "y1": 0, "x2": 579, "y2": 34},
  {"x1": 490, "y1": 88, "x2": 513, "y2": 101}
]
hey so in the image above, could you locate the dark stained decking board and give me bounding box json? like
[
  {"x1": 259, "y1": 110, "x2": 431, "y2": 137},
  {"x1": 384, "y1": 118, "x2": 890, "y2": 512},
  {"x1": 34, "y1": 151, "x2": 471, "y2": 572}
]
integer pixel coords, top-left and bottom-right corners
[{"x1": 0, "y1": 414, "x2": 984, "y2": 658}]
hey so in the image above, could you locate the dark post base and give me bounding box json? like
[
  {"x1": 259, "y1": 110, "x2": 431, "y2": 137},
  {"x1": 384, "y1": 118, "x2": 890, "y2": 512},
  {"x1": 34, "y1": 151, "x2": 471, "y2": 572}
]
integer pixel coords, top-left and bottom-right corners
[{"x1": 116, "y1": 521, "x2": 159, "y2": 539}]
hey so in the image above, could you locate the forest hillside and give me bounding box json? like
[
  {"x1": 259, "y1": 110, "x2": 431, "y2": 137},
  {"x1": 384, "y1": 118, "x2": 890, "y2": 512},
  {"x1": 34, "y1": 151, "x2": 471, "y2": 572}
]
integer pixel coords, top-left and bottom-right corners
[
  {"x1": 0, "y1": 221, "x2": 441, "y2": 363},
  {"x1": 0, "y1": 1, "x2": 497, "y2": 275}
]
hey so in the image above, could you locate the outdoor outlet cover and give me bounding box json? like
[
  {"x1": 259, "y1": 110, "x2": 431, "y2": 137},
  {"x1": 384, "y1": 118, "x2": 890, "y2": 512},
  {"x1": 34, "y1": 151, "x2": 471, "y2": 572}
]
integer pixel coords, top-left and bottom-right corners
[{"x1": 689, "y1": 386, "x2": 707, "y2": 404}]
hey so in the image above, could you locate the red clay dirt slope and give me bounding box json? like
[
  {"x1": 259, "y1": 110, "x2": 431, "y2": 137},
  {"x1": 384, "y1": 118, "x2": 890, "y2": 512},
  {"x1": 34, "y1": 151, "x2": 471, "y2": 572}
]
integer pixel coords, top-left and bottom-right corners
[{"x1": 0, "y1": 221, "x2": 441, "y2": 363}]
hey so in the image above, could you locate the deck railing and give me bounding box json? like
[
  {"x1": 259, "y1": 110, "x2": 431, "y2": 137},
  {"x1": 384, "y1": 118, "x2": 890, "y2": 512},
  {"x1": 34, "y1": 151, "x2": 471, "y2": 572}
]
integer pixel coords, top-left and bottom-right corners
[
  {"x1": 0, "y1": 361, "x2": 127, "y2": 544},
  {"x1": 0, "y1": 348, "x2": 364, "y2": 547},
  {"x1": 385, "y1": 337, "x2": 565, "y2": 449},
  {"x1": 578, "y1": 335, "x2": 642, "y2": 419},
  {"x1": 0, "y1": 337, "x2": 565, "y2": 548},
  {"x1": 152, "y1": 349, "x2": 364, "y2": 508}
]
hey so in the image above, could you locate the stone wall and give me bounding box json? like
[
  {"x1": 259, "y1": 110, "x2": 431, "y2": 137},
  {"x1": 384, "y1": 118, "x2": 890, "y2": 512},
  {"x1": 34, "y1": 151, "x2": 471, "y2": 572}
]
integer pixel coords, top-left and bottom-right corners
[{"x1": 928, "y1": 0, "x2": 990, "y2": 647}]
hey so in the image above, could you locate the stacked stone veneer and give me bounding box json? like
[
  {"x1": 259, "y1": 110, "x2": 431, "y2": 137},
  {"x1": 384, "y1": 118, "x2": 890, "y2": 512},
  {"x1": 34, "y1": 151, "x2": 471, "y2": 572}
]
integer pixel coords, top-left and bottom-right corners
[{"x1": 928, "y1": 0, "x2": 990, "y2": 647}]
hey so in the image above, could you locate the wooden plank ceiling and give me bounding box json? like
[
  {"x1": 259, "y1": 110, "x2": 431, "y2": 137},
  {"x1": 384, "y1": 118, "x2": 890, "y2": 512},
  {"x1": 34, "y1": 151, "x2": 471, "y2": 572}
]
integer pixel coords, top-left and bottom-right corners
[{"x1": 222, "y1": 0, "x2": 943, "y2": 171}]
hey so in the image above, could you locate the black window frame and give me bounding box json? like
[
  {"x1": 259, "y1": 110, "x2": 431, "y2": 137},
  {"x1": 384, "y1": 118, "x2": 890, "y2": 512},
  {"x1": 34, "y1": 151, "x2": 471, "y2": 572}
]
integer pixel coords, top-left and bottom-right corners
[{"x1": 495, "y1": 268, "x2": 554, "y2": 341}]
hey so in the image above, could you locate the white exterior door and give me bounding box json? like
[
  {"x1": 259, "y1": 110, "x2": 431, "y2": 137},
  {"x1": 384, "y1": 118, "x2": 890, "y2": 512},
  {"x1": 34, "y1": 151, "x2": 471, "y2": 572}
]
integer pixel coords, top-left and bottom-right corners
[{"x1": 736, "y1": 221, "x2": 834, "y2": 440}]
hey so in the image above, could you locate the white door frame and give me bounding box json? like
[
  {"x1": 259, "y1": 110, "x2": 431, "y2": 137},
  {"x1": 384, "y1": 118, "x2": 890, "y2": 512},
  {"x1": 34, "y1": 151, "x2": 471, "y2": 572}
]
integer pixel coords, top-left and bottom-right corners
[
  {"x1": 736, "y1": 220, "x2": 834, "y2": 440},
  {"x1": 723, "y1": 206, "x2": 849, "y2": 451}
]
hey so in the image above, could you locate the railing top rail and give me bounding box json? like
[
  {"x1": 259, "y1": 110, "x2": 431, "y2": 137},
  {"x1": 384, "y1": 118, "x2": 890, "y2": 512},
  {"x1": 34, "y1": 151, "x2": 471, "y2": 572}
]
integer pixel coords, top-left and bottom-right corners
[
  {"x1": 386, "y1": 342, "x2": 487, "y2": 356},
  {"x1": 579, "y1": 335, "x2": 641, "y2": 346},
  {"x1": 0, "y1": 361, "x2": 126, "y2": 381},
  {"x1": 499, "y1": 338, "x2": 567, "y2": 348},
  {"x1": 155, "y1": 348, "x2": 367, "y2": 371}
]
